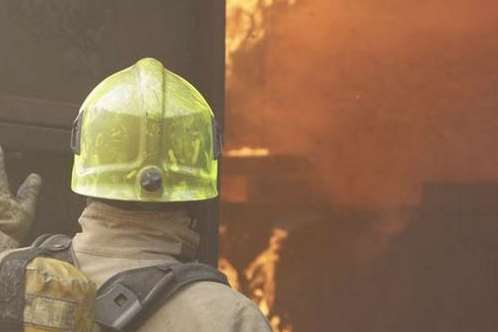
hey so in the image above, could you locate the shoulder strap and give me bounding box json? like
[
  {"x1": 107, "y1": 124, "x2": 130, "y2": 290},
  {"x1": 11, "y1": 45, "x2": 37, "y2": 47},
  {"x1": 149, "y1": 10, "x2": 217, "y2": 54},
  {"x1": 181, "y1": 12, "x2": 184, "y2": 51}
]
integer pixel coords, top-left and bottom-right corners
[
  {"x1": 0, "y1": 247, "x2": 46, "y2": 331},
  {"x1": 31, "y1": 233, "x2": 74, "y2": 264},
  {"x1": 0, "y1": 233, "x2": 73, "y2": 331},
  {"x1": 96, "y1": 262, "x2": 230, "y2": 331}
]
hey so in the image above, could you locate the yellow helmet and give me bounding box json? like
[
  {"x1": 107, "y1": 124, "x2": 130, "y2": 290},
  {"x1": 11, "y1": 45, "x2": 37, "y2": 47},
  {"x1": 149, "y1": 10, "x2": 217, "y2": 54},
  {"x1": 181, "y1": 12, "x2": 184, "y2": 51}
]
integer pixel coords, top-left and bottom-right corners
[{"x1": 71, "y1": 58, "x2": 220, "y2": 202}]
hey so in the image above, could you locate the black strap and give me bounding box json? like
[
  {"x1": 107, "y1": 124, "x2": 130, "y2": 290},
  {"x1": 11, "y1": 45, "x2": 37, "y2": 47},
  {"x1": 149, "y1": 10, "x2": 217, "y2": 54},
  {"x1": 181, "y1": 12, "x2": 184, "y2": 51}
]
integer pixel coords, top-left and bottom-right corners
[
  {"x1": 0, "y1": 233, "x2": 74, "y2": 330},
  {"x1": 96, "y1": 262, "x2": 230, "y2": 331},
  {"x1": 31, "y1": 233, "x2": 74, "y2": 264},
  {"x1": 0, "y1": 234, "x2": 230, "y2": 332},
  {"x1": 0, "y1": 247, "x2": 47, "y2": 331}
]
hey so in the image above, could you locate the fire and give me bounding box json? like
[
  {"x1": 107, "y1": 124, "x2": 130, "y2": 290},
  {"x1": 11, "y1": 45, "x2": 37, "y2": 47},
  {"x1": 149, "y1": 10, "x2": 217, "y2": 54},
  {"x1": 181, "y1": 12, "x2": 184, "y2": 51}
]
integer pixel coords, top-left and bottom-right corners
[
  {"x1": 224, "y1": 1, "x2": 296, "y2": 330},
  {"x1": 226, "y1": 0, "x2": 297, "y2": 76},
  {"x1": 218, "y1": 225, "x2": 241, "y2": 290},
  {"x1": 219, "y1": 228, "x2": 292, "y2": 332},
  {"x1": 218, "y1": 257, "x2": 241, "y2": 290},
  {"x1": 225, "y1": 147, "x2": 270, "y2": 157},
  {"x1": 245, "y1": 228, "x2": 292, "y2": 332}
]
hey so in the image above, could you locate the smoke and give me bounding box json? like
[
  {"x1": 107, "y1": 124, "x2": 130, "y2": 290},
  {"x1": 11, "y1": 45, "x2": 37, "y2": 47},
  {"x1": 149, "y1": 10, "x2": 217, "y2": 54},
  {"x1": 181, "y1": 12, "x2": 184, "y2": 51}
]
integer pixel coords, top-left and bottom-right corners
[{"x1": 226, "y1": 0, "x2": 498, "y2": 207}]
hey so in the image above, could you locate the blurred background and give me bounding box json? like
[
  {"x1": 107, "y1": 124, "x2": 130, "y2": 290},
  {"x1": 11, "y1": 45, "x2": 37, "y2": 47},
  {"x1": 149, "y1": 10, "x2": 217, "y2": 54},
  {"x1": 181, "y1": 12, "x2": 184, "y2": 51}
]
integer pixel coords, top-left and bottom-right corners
[{"x1": 1, "y1": 1, "x2": 498, "y2": 331}]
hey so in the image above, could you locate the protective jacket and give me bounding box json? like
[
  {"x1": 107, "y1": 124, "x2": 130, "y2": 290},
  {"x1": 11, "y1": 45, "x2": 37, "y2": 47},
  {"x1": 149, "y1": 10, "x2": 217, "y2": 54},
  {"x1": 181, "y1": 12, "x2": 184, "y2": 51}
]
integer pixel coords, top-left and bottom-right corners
[{"x1": 0, "y1": 201, "x2": 272, "y2": 332}]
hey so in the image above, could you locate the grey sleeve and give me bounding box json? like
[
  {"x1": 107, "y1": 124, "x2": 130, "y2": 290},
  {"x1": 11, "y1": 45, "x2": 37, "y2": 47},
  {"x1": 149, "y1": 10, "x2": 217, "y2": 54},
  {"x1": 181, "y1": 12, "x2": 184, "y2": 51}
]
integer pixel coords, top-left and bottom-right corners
[
  {"x1": 137, "y1": 282, "x2": 273, "y2": 332},
  {"x1": 231, "y1": 301, "x2": 274, "y2": 332}
]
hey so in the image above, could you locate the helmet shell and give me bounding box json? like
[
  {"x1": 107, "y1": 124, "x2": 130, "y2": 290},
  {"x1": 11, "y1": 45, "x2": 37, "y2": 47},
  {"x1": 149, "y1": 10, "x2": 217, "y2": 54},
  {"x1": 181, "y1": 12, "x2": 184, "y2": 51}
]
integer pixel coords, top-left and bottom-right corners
[{"x1": 71, "y1": 58, "x2": 218, "y2": 202}]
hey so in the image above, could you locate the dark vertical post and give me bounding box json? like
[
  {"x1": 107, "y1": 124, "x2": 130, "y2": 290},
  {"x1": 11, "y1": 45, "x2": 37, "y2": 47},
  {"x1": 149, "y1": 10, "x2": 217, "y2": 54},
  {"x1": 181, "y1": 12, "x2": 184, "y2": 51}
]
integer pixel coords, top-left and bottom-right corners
[{"x1": 193, "y1": 0, "x2": 226, "y2": 267}]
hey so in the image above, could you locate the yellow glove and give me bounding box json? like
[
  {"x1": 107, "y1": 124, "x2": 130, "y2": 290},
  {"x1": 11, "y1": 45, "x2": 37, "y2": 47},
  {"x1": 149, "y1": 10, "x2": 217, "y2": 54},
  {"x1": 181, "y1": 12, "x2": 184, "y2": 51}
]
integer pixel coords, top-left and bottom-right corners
[{"x1": 0, "y1": 146, "x2": 42, "y2": 244}]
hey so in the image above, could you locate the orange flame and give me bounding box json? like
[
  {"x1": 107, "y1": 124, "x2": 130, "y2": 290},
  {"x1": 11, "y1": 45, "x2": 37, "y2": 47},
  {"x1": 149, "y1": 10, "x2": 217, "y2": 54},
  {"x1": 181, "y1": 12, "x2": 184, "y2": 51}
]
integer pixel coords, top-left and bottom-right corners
[
  {"x1": 226, "y1": 0, "x2": 297, "y2": 76},
  {"x1": 244, "y1": 228, "x2": 287, "y2": 316},
  {"x1": 219, "y1": 257, "x2": 241, "y2": 290},
  {"x1": 224, "y1": 2, "x2": 296, "y2": 330},
  {"x1": 219, "y1": 228, "x2": 293, "y2": 332},
  {"x1": 245, "y1": 228, "x2": 292, "y2": 332}
]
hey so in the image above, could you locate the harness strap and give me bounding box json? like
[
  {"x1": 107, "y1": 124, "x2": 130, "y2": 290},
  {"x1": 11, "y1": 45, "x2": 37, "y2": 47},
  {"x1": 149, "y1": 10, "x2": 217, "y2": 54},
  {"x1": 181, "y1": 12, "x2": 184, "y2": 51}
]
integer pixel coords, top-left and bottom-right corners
[
  {"x1": 0, "y1": 233, "x2": 74, "y2": 330},
  {"x1": 96, "y1": 262, "x2": 230, "y2": 331},
  {"x1": 31, "y1": 233, "x2": 74, "y2": 264},
  {"x1": 0, "y1": 247, "x2": 46, "y2": 331},
  {"x1": 0, "y1": 234, "x2": 230, "y2": 332}
]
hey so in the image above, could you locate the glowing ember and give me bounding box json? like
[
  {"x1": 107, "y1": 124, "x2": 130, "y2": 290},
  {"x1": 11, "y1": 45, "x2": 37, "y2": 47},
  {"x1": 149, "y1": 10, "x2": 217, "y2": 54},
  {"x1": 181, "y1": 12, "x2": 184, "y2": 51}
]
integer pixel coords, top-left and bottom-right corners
[
  {"x1": 219, "y1": 228, "x2": 292, "y2": 332},
  {"x1": 225, "y1": 147, "x2": 270, "y2": 157}
]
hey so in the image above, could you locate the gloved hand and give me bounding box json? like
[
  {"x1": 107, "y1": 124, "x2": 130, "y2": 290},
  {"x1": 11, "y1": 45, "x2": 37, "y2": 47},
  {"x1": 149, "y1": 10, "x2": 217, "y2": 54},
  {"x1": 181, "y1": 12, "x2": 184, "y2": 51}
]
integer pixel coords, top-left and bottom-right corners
[{"x1": 0, "y1": 146, "x2": 42, "y2": 244}]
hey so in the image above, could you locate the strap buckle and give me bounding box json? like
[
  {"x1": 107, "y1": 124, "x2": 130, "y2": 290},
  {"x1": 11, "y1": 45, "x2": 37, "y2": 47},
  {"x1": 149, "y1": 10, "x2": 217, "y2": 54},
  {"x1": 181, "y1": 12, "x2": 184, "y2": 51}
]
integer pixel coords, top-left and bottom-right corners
[{"x1": 96, "y1": 283, "x2": 142, "y2": 331}]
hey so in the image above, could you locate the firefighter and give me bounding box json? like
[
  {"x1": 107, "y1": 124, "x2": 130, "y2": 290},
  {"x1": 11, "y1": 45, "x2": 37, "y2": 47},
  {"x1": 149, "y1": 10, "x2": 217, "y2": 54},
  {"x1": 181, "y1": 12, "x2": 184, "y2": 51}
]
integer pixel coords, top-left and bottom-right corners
[{"x1": 0, "y1": 58, "x2": 272, "y2": 331}]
